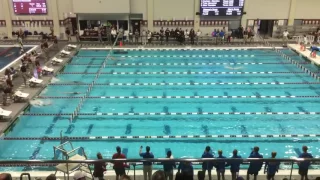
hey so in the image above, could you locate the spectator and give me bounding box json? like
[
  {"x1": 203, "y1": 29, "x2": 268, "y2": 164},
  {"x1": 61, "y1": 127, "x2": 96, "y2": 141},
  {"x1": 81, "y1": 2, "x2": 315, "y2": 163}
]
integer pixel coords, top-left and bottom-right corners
[
  {"x1": 111, "y1": 28, "x2": 117, "y2": 43},
  {"x1": 216, "y1": 150, "x2": 226, "y2": 180},
  {"x1": 135, "y1": 29, "x2": 140, "y2": 44},
  {"x1": 196, "y1": 29, "x2": 202, "y2": 45},
  {"x1": 264, "y1": 152, "x2": 280, "y2": 180},
  {"x1": 178, "y1": 161, "x2": 193, "y2": 180},
  {"x1": 73, "y1": 171, "x2": 86, "y2": 180},
  {"x1": 185, "y1": 29, "x2": 189, "y2": 42},
  {"x1": 142, "y1": 30, "x2": 147, "y2": 45},
  {"x1": 46, "y1": 174, "x2": 56, "y2": 180},
  {"x1": 160, "y1": 28, "x2": 164, "y2": 45},
  {"x1": 227, "y1": 149, "x2": 242, "y2": 180},
  {"x1": 93, "y1": 152, "x2": 106, "y2": 180},
  {"x1": 189, "y1": 29, "x2": 195, "y2": 45},
  {"x1": 201, "y1": 146, "x2": 214, "y2": 180},
  {"x1": 53, "y1": 36, "x2": 58, "y2": 50},
  {"x1": 238, "y1": 25, "x2": 244, "y2": 38},
  {"x1": 128, "y1": 30, "x2": 133, "y2": 43},
  {"x1": 247, "y1": 146, "x2": 263, "y2": 180},
  {"x1": 165, "y1": 28, "x2": 170, "y2": 43},
  {"x1": 147, "y1": 30, "x2": 152, "y2": 44},
  {"x1": 163, "y1": 150, "x2": 176, "y2": 180},
  {"x1": 65, "y1": 27, "x2": 71, "y2": 41},
  {"x1": 75, "y1": 30, "x2": 80, "y2": 42},
  {"x1": 298, "y1": 146, "x2": 313, "y2": 180},
  {"x1": 0, "y1": 173, "x2": 12, "y2": 180},
  {"x1": 283, "y1": 30, "x2": 289, "y2": 44},
  {"x1": 139, "y1": 146, "x2": 155, "y2": 180},
  {"x1": 219, "y1": 30, "x2": 225, "y2": 44},
  {"x1": 170, "y1": 29, "x2": 175, "y2": 38},
  {"x1": 152, "y1": 170, "x2": 166, "y2": 180},
  {"x1": 243, "y1": 29, "x2": 248, "y2": 43},
  {"x1": 20, "y1": 63, "x2": 28, "y2": 86},
  {"x1": 113, "y1": 146, "x2": 127, "y2": 180},
  {"x1": 98, "y1": 28, "x2": 102, "y2": 43}
]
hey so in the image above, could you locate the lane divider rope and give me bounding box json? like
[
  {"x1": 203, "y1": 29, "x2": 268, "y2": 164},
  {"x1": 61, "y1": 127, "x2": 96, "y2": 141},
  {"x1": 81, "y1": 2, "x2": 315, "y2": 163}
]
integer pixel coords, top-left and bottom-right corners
[
  {"x1": 3, "y1": 134, "x2": 320, "y2": 141},
  {"x1": 59, "y1": 71, "x2": 312, "y2": 75},
  {"x1": 37, "y1": 95, "x2": 320, "y2": 99},
  {"x1": 48, "y1": 82, "x2": 320, "y2": 86},
  {"x1": 23, "y1": 112, "x2": 320, "y2": 116}
]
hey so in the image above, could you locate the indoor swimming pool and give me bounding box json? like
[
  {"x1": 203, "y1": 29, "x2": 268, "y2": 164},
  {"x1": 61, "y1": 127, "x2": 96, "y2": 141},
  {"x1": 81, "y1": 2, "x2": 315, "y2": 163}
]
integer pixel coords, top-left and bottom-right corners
[{"x1": 1, "y1": 48, "x2": 320, "y2": 171}]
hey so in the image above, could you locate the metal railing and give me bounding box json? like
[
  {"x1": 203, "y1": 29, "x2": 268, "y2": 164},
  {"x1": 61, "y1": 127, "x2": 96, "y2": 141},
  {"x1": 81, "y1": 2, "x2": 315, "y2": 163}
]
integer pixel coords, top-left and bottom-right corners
[{"x1": 0, "y1": 158, "x2": 319, "y2": 180}]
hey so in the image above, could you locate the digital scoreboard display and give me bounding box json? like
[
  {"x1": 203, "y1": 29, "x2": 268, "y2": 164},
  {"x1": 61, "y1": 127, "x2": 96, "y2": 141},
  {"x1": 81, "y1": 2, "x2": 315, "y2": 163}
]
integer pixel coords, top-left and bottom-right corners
[
  {"x1": 200, "y1": 0, "x2": 245, "y2": 16},
  {"x1": 13, "y1": 0, "x2": 47, "y2": 15}
]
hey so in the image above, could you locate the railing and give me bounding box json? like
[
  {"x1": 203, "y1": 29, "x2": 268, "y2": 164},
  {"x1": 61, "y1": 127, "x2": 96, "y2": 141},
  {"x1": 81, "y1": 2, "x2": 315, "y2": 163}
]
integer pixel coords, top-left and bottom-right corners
[{"x1": 0, "y1": 158, "x2": 319, "y2": 180}]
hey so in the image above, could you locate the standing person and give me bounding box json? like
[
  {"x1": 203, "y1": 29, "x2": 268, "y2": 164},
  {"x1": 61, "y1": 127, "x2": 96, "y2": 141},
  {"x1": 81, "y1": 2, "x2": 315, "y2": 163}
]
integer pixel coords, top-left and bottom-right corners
[
  {"x1": 42, "y1": 39, "x2": 49, "y2": 61},
  {"x1": 112, "y1": 146, "x2": 127, "y2": 180},
  {"x1": 139, "y1": 146, "x2": 154, "y2": 180},
  {"x1": 20, "y1": 63, "x2": 28, "y2": 86},
  {"x1": 283, "y1": 30, "x2": 289, "y2": 44},
  {"x1": 111, "y1": 28, "x2": 117, "y2": 44},
  {"x1": 189, "y1": 29, "x2": 195, "y2": 45},
  {"x1": 129, "y1": 30, "x2": 133, "y2": 43},
  {"x1": 147, "y1": 30, "x2": 152, "y2": 44},
  {"x1": 216, "y1": 150, "x2": 226, "y2": 180},
  {"x1": 65, "y1": 27, "x2": 71, "y2": 41},
  {"x1": 247, "y1": 146, "x2": 263, "y2": 180},
  {"x1": 264, "y1": 152, "x2": 280, "y2": 180},
  {"x1": 185, "y1": 29, "x2": 189, "y2": 43},
  {"x1": 135, "y1": 29, "x2": 140, "y2": 44},
  {"x1": 243, "y1": 29, "x2": 248, "y2": 43},
  {"x1": 165, "y1": 28, "x2": 170, "y2": 43},
  {"x1": 196, "y1": 29, "x2": 202, "y2": 45},
  {"x1": 219, "y1": 30, "x2": 225, "y2": 44},
  {"x1": 163, "y1": 150, "x2": 176, "y2": 180},
  {"x1": 298, "y1": 146, "x2": 313, "y2": 180},
  {"x1": 93, "y1": 152, "x2": 106, "y2": 180},
  {"x1": 238, "y1": 25, "x2": 244, "y2": 38},
  {"x1": 75, "y1": 30, "x2": 80, "y2": 42},
  {"x1": 142, "y1": 30, "x2": 147, "y2": 45},
  {"x1": 178, "y1": 161, "x2": 193, "y2": 180},
  {"x1": 227, "y1": 149, "x2": 242, "y2": 180},
  {"x1": 201, "y1": 146, "x2": 214, "y2": 180},
  {"x1": 53, "y1": 36, "x2": 58, "y2": 50},
  {"x1": 98, "y1": 28, "x2": 103, "y2": 43}
]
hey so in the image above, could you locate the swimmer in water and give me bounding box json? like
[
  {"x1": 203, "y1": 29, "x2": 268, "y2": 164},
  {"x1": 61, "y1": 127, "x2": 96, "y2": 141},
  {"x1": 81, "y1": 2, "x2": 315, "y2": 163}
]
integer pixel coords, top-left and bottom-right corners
[
  {"x1": 30, "y1": 99, "x2": 52, "y2": 107},
  {"x1": 5, "y1": 52, "x2": 15, "y2": 57},
  {"x1": 224, "y1": 65, "x2": 243, "y2": 70},
  {"x1": 63, "y1": 92, "x2": 82, "y2": 95}
]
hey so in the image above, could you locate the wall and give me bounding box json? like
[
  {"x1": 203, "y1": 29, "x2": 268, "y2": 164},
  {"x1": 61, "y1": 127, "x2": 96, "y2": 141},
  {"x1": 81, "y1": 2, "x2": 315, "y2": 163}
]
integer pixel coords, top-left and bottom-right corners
[
  {"x1": 244, "y1": 0, "x2": 291, "y2": 19},
  {"x1": 130, "y1": 0, "x2": 147, "y2": 19},
  {"x1": 57, "y1": 0, "x2": 74, "y2": 20},
  {"x1": 295, "y1": 0, "x2": 320, "y2": 19},
  {"x1": 153, "y1": 0, "x2": 194, "y2": 20},
  {"x1": 0, "y1": 0, "x2": 5, "y2": 20},
  {"x1": 73, "y1": 0, "x2": 130, "y2": 14}
]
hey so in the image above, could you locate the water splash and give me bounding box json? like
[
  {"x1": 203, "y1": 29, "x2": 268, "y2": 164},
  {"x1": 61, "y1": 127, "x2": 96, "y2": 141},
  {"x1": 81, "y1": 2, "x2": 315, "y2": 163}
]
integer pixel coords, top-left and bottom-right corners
[{"x1": 50, "y1": 77, "x2": 60, "y2": 83}]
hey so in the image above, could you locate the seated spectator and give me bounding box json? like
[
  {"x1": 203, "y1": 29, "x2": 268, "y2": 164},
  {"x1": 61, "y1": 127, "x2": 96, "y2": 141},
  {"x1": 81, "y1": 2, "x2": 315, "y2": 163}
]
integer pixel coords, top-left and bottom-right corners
[
  {"x1": 152, "y1": 170, "x2": 166, "y2": 180},
  {"x1": 178, "y1": 161, "x2": 193, "y2": 180},
  {"x1": 264, "y1": 152, "x2": 280, "y2": 180},
  {"x1": 247, "y1": 146, "x2": 263, "y2": 180}
]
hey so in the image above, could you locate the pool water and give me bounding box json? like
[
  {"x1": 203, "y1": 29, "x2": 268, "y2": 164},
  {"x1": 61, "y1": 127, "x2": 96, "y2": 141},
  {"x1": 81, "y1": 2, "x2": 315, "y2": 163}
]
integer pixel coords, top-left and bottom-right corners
[
  {"x1": 1, "y1": 48, "x2": 320, "y2": 170},
  {"x1": 0, "y1": 47, "x2": 32, "y2": 70}
]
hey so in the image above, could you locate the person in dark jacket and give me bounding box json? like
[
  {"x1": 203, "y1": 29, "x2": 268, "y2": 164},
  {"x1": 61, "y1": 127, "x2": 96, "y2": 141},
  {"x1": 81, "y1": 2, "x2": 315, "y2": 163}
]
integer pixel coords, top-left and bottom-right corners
[
  {"x1": 189, "y1": 28, "x2": 195, "y2": 45},
  {"x1": 178, "y1": 161, "x2": 193, "y2": 180},
  {"x1": 227, "y1": 149, "x2": 242, "y2": 180},
  {"x1": 165, "y1": 28, "x2": 170, "y2": 43},
  {"x1": 201, "y1": 146, "x2": 214, "y2": 180},
  {"x1": 264, "y1": 152, "x2": 280, "y2": 180},
  {"x1": 163, "y1": 150, "x2": 176, "y2": 180},
  {"x1": 298, "y1": 146, "x2": 313, "y2": 180},
  {"x1": 93, "y1": 152, "x2": 106, "y2": 180},
  {"x1": 247, "y1": 146, "x2": 263, "y2": 180},
  {"x1": 216, "y1": 150, "x2": 226, "y2": 180}
]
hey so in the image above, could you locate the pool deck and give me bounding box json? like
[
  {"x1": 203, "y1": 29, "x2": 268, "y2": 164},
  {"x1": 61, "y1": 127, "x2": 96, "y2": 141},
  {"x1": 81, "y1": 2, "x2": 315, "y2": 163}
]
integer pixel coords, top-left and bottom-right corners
[
  {"x1": 288, "y1": 44, "x2": 320, "y2": 65},
  {"x1": 0, "y1": 43, "x2": 76, "y2": 135},
  {"x1": 3, "y1": 169, "x2": 320, "y2": 180}
]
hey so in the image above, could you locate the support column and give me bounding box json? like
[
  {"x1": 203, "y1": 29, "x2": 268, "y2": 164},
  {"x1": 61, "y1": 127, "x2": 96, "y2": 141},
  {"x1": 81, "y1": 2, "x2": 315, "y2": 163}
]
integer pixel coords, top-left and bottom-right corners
[
  {"x1": 288, "y1": 0, "x2": 297, "y2": 26},
  {"x1": 3, "y1": 0, "x2": 13, "y2": 39},
  {"x1": 194, "y1": 0, "x2": 200, "y2": 30},
  {"x1": 51, "y1": 0, "x2": 60, "y2": 36},
  {"x1": 147, "y1": 0, "x2": 154, "y2": 31},
  {"x1": 241, "y1": 0, "x2": 250, "y2": 27}
]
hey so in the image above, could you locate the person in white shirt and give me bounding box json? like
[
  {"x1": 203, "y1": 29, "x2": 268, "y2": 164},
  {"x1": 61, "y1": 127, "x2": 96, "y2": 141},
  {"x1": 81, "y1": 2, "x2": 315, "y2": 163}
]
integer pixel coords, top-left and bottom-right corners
[
  {"x1": 283, "y1": 30, "x2": 289, "y2": 44},
  {"x1": 142, "y1": 30, "x2": 147, "y2": 45},
  {"x1": 185, "y1": 29, "x2": 189, "y2": 42},
  {"x1": 196, "y1": 30, "x2": 202, "y2": 45},
  {"x1": 111, "y1": 28, "x2": 117, "y2": 43},
  {"x1": 303, "y1": 35, "x2": 308, "y2": 45}
]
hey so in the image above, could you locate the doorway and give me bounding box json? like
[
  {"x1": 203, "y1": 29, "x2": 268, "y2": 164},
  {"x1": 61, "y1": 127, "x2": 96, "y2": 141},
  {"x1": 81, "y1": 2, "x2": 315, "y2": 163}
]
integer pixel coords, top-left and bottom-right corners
[{"x1": 259, "y1": 20, "x2": 274, "y2": 38}]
